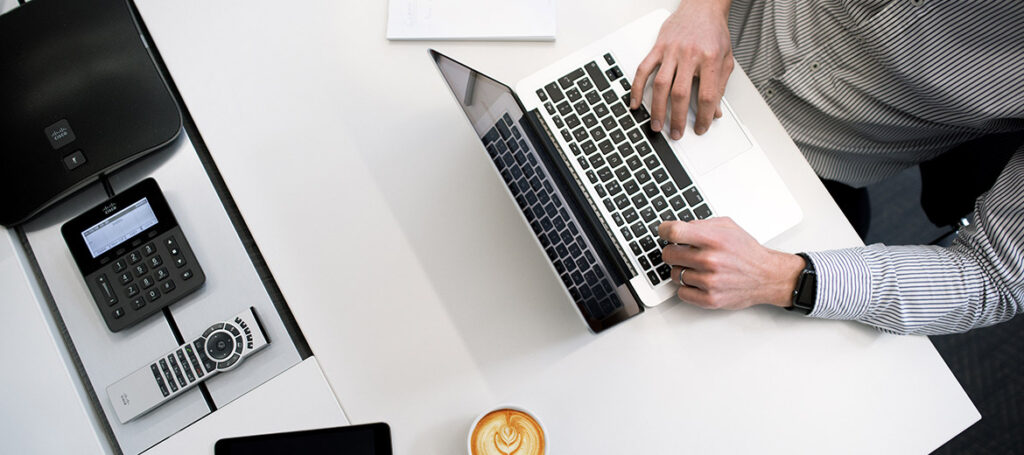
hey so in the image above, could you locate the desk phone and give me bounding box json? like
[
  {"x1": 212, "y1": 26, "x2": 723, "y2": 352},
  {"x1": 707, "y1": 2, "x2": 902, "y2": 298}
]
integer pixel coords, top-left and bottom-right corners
[{"x1": 62, "y1": 178, "x2": 205, "y2": 332}]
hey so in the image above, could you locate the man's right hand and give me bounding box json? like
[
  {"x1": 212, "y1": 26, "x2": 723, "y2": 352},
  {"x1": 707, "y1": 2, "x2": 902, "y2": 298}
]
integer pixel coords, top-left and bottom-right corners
[{"x1": 630, "y1": 0, "x2": 734, "y2": 139}]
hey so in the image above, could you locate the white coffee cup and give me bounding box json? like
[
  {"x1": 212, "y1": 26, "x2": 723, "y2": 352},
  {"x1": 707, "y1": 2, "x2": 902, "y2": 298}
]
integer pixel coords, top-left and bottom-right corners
[{"x1": 467, "y1": 405, "x2": 547, "y2": 455}]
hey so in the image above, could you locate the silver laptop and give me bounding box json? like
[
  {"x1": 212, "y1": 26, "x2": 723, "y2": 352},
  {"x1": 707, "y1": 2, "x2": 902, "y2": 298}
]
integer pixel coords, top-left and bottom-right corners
[{"x1": 430, "y1": 9, "x2": 801, "y2": 333}]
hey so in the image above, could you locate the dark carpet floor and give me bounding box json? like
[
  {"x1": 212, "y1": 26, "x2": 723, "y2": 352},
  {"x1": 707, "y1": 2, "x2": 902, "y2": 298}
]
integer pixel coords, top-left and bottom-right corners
[{"x1": 862, "y1": 167, "x2": 1024, "y2": 454}]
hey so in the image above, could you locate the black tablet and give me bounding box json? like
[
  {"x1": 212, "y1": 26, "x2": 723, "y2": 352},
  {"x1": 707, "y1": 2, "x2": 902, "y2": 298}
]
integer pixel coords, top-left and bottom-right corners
[{"x1": 214, "y1": 423, "x2": 392, "y2": 455}]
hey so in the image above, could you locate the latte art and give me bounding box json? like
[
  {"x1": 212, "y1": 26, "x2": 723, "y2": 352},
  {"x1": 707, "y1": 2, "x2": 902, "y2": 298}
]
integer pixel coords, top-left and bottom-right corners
[{"x1": 470, "y1": 409, "x2": 545, "y2": 455}]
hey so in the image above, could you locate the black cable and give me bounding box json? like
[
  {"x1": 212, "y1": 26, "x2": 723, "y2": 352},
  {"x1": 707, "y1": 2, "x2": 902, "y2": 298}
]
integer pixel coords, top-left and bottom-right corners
[{"x1": 98, "y1": 173, "x2": 115, "y2": 198}]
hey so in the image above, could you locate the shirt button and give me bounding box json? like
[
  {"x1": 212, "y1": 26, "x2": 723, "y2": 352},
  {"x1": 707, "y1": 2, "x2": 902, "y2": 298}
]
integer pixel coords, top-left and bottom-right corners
[
  {"x1": 764, "y1": 87, "x2": 775, "y2": 98},
  {"x1": 810, "y1": 61, "x2": 821, "y2": 72}
]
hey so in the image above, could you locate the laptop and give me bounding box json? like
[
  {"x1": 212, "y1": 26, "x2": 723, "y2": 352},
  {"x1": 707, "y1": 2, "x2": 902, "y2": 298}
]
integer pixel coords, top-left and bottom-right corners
[{"x1": 429, "y1": 9, "x2": 801, "y2": 333}]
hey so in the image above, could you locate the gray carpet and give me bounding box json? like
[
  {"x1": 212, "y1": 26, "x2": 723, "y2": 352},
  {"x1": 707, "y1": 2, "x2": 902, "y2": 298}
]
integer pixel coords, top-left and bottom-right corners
[{"x1": 863, "y1": 167, "x2": 1024, "y2": 454}]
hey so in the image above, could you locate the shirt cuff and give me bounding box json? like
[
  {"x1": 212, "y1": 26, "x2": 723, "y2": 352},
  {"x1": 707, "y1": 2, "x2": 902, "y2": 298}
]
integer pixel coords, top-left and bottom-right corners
[{"x1": 804, "y1": 248, "x2": 873, "y2": 320}]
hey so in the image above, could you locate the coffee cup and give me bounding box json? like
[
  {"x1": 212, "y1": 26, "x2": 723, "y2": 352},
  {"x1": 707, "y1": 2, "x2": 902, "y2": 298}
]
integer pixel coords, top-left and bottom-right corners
[{"x1": 467, "y1": 405, "x2": 546, "y2": 455}]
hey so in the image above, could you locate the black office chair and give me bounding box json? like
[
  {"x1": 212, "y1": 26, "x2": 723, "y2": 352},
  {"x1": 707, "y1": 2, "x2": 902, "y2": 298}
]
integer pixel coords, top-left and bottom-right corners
[{"x1": 919, "y1": 130, "x2": 1024, "y2": 244}]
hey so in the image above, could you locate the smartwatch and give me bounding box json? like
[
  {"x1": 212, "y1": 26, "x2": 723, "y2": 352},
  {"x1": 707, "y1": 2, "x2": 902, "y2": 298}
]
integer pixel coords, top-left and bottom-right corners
[{"x1": 787, "y1": 253, "x2": 816, "y2": 315}]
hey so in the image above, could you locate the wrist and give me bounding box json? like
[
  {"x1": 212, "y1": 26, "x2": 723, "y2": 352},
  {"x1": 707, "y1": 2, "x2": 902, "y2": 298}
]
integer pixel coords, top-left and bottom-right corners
[{"x1": 764, "y1": 252, "x2": 805, "y2": 307}]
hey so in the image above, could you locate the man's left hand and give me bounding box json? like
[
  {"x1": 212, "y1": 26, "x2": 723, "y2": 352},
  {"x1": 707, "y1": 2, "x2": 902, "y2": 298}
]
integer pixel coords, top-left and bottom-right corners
[{"x1": 658, "y1": 218, "x2": 805, "y2": 310}]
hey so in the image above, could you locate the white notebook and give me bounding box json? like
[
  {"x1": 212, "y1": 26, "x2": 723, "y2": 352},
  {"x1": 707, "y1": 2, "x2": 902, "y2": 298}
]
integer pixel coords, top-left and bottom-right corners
[{"x1": 387, "y1": 0, "x2": 556, "y2": 41}]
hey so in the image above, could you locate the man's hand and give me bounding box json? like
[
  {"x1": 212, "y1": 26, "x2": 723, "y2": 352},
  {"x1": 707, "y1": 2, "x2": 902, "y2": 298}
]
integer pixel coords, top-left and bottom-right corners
[
  {"x1": 658, "y1": 218, "x2": 804, "y2": 310},
  {"x1": 631, "y1": 0, "x2": 734, "y2": 140}
]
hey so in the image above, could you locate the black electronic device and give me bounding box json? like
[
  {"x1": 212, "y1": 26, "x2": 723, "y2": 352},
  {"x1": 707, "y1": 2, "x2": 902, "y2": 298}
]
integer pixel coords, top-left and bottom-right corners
[
  {"x1": 214, "y1": 423, "x2": 393, "y2": 455},
  {"x1": 61, "y1": 179, "x2": 205, "y2": 332},
  {"x1": 0, "y1": 0, "x2": 182, "y2": 226}
]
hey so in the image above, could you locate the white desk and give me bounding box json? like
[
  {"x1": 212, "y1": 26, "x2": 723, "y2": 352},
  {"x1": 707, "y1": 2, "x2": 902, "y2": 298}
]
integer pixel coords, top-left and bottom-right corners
[{"x1": 133, "y1": 1, "x2": 979, "y2": 453}]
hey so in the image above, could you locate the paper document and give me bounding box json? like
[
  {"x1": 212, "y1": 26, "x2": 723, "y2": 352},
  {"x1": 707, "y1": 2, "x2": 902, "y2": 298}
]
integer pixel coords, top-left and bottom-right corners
[{"x1": 387, "y1": 0, "x2": 556, "y2": 41}]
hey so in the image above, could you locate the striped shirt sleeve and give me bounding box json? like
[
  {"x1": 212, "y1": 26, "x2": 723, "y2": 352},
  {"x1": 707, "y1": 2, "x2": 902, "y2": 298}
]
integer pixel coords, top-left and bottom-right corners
[{"x1": 806, "y1": 148, "x2": 1024, "y2": 335}]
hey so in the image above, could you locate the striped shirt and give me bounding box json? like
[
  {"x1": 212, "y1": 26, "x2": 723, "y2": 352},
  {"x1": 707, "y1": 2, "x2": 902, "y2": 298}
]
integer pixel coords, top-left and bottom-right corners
[{"x1": 726, "y1": 0, "x2": 1024, "y2": 334}]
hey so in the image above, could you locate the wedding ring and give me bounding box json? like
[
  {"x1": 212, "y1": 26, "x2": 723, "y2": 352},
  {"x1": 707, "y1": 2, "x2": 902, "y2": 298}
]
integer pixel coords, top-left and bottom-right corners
[{"x1": 678, "y1": 268, "x2": 688, "y2": 287}]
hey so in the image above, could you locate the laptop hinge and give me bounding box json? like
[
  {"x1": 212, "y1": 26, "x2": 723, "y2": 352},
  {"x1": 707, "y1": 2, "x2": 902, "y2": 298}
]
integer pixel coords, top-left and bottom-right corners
[{"x1": 523, "y1": 109, "x2": 637, "y2": 282}]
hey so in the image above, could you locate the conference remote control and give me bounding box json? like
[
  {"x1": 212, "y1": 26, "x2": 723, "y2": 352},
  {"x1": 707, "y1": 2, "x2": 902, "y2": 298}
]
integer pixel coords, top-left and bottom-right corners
[{"x1": 107, "y1": 307, "x2": 270, "y2": 423}]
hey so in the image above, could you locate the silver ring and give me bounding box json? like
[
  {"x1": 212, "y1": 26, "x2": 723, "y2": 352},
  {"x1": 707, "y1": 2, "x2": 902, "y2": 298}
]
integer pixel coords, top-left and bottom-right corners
[{"x1": 678, "y1": 268, "x2": 687, "y2": 287}]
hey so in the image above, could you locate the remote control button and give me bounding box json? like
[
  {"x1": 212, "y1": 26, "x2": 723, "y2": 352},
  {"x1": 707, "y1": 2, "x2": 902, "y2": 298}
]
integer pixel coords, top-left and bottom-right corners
[
  {"x1": 195, "y1": 339, "x2": 217, "y2": 372},
  {"x1": 164, "y1": 236, "x2": 177, "y2": 249},
  {"x1": 141, "y1": 276, "x2": 155, "y2": 289},
  {"x1": 202, "y1": 323, "x2": 224, "y2": 338},
  {"x1": 152, "y1": 364, "x2": 169, "y2": 397},
  {"x1": 112, "y1": 307, "x2": 125, "y2": 319},
  {"x1": 145, "y1": 288, "x2": 161, "y2": 302},
  {"x1": 182, "y1": 269, "x2": 194, "y2": 281},
  {"x1": 174, "y1": 256, "x2": 187, "y2": 268},
  {"x1": 168, "y1": 355, "x2": 186, "y2": 387},
  {"x1": 142, "y1": 243, "x2": 157, "y2": 256},
  {"x1": 118, "y1": 272, "x2": 132, "y2": 285},
  {"x1": 227, "y1": 325, "x2": 241, "y2": 337},
  {"x1": 132, "y1": 297, "x2": 145, "y2": 310},
  {"x1": 133, "y1": 264, "x2": 148, "y2": 277},
  {"x1": 185, "y1": 345, "x2": 205, "y2": 378},
  {"x1": 177, "y1": 350, "x2": 195, "y2": 382},
  {"x1": 234, "y1": 336, "x2": 244, "y2": 354},
  {"x1": 155, "y1": 267, "x2": 169, "y2": 281},
  {"x1": 206, "y1": 331, "x2": 235, "y2": 361},
  {"x1": 159, "y1": 359, "x2": 176, "y2": 392},
  {"x1": 112, "y1": 260, "x2": 127, "y2": 273},
  {"x1": 161, "y1": 280, "x2": 175, "y2": 293},
  {"x1": 170, "y1": 247, "x2": 180, "y2": 256},
  {"x1": 148, "y1": 255, "x2": 163, "y2": 268},
  {"x1": 126, "y1": 283, "x2": 140, "y2": 297},
  {"x1": 128, "y1": 251, "x2": 143, "y2": 264},
  {"x1": 218, "y1": 352, "x2": 241, "y2": 370}
]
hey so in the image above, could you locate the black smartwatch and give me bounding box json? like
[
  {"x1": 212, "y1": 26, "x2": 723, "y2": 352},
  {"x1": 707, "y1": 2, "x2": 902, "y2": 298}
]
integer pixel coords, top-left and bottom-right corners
[{"x1": 787, "y1": 253, "x2": 816, "y2": 315}]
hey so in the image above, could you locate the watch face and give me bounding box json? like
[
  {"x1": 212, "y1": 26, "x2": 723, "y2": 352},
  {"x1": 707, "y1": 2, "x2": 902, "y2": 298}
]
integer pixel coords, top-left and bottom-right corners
[{"x1": 795, "y1": 269, "x2": 817, "y2": 311}]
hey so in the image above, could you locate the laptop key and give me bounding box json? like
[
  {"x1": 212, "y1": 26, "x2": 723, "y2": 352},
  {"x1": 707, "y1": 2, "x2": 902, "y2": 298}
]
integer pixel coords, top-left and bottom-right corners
[
  {"x1": 626, "y1": 156, "x2": 642, "y2": 171},
  {"x1": 588, "y1": 154, "x2": 606, "y2": 168},
  {"x1": 632, "y1": 194, "x2": 648, "y2": 211},
  {"x1": 647, "y1": 271, "x2": 661, "y2": 286},
  {"x1": 557, "y1": 102, "x2": 572, "y2": 116},
  {"x1": 657, "y1": 264, "x2": 672, "y2": 280},
  {"x1": 644, "y1": 155, "x2": 660, "y2": 170},
  {"x1": 560, "y1": 68, "x2": 586, "y2": 88},
  {"x1": 604, "y1": 198, "x2": 616, "y2": 212},
  {"x1": 623, "y1": 208, "x2": 639, "y2": 223},
  {"x1": 536, "y1": 89, "x2": 548, "y2": 101},
  {"x1": 694, "y1": 204, "x2": 713, "y2": 219},
  {"x1": 618, "y1": 142, "x2": 635, "y2": 158},
  {"x1": 585, "y1": 90, "x2": 601, "y2": 104},
  {"x1": 597, "y1": 167, "x2": 613, "y2": 182},
  {"x1": 613, "y1": 213, "x2": 625, "y2": 227},
  {"x1": 683, "y1": 187, "x2": 704, "y2": 206},
  {"x1": 669, "y1": 195, "x2": 687, "y2": 211},
  {"x1": 635, "y1": 169, "x2": 651, "y2": 184},
  {"x1": 566, "y1": 88, "x2": 581, "y2": 102},
  {"x1": 607, "y1": 154, "x2": 622, "y2": 169},
  {"x1": 640, "y1": 207, "x2": 656, "y2": 223},
  {"x1": 584, "y1": 61, "x2": 610, "y2": 91},
  {"x1": 628, "y1": 128, "x2": 645, "y2": 144},
  {"x1": 614, "y1": 194, "x2": 630, "y2": 210},
  {"x1": 545, "y1": 102, "x2": 556, "y2": 115},
  {"x1": 630, "y1": 241, "x2": 643, "y2": 256},
  {"x1": 652, "y1": 196, "x2": 668, "y2": 212},
  {"x1": 606, "y1": 181, "x2": 622, "y2": 196},
  {"x1": 579, "y1": 78, "x2": 594, "y2": 92},
  {"x1": 582, "y1": 114, "x2": 598, "y2": 128},
  {"x1": 602, "y1": 89, "x2": 618, "y2": 105},
  {"x1": 586, "y1": 170, "x2": 598, "y2": 184},
  {"x1": 610, "y1": 129, "x2": 626, "y2": 144},
  {"x1": 661, "y1": 181, "x2": 678, "y2": 197},
  {"x1": 611, "y1": 103, "x2": 627, "y2": 118},
  {"x1": 552, "y1": 116, "x2": 564, "y2": 128},
  {"x1": 545, "y1": 82, "x2": 565, "y2": 102},
  {"x1": 620, "y1": 227, "x2": 634, "y2": 241},
  {"x1": 630, "y1": 222, "x2": 646, "y2": 238},
  {"x1": 605, "y1": 66, "x2": 623, "y2": 81},
  {"x1": 619, "y1": 115, "x2": 635, "y2": 131},
  {"x1": 623, "y1": 180, "x2": 640, "y2": 195},
  {"x1": 574, "y1": 100, "x2": 589, "y2": 115},
  {"x1": 604, "y1": 53, "x2": 615, "y2": 65},
  {"x1": 577, "y1": 157, "x2": 590, "y2": 170},
  {"x1": 647, "y1": 250, "x2": 663, "y2": 267},
  {"x1": 598, "y1": 140, "x2": 615, "y2": 154},
  {"x1": 561, "y1": 129, "x2": 572, "y2": 142},
  {"x1": 594, "y1": 104, "x2": 610, "y2": 118},
  {"x1": 639, "y1": 236, "x2": 656, "y2": 251},
  {"x1": 615, "y1": 167, "x2": 631, "y2": 182},
  {"x1": 590, "y1": 127, "x2": 606, "y2": 142},
  {"x1": 639, "y1": 256, "x2": 651, "y2": 270},
  {"x1": 566, "y1": 114, "x2": 581, "y2": 129},
  {"x1": 582, "y1": 140, "x2": 597, "y2": 155},
  {"x1": 595, "y1": 183, "x2": 606, "y2": 198},
  {"x1": 653, "y1": 168, "x2": 669, "y2": 183},
  {"x1": 573, "y1": 127, "x2": 589, "y2": 142},
  {"x1": 679, "y1": 209, "x2": 695, "y2": 221},
  {"x1": 636, "y1": 142, "x2": 653, "y2": 156},
  {"x1": 620, "y1": 79, "x2": 631, "y2": 91},
  {"x1": 643, "y1": 182, "x2": 659, "y2": 198},
  {"x1": 601, "y1": 116, "x2": 618, "y2": 131}
]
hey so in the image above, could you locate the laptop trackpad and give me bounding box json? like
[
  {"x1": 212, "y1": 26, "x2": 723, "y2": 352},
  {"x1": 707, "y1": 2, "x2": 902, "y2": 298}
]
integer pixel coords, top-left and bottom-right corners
[{"x1": 669, "y1": 102, "x2": 752, "y2": 175}]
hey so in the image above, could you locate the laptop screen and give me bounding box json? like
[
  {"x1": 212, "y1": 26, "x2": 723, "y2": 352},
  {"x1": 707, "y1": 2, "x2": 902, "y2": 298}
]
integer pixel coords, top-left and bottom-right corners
[{"x1": 430, "y1": 50, "x2": 643, "y2": 332}]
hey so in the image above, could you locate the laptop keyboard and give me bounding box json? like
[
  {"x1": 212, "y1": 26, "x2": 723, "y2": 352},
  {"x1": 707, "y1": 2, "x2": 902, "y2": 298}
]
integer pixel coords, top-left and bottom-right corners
[
  {"x1": 535, "y1": 52, "x2": 714, "y2": 287},
  {"x1": 483, "y1": 113, "x2": 624, "y2": 321}
]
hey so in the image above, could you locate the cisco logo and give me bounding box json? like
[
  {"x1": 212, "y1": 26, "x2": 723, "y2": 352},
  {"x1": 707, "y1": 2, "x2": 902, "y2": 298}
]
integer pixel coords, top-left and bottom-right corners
[
  {"x1": 43, "y1": 119, "x2": 77, "y2": 150},
  {"x1": 103, "y1": 203, "x2": 118, "y2": 215}
]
